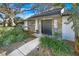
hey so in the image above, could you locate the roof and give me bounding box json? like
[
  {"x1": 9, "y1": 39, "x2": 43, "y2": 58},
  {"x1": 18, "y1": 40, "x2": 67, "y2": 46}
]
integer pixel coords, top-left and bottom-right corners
[
  {"x1": 33, "y1": 8, "x2": 62, "y2": 17},
  {"x1": 27, "y1": 8, "x2": 62, "y2": 19},
  {"x1": 62, "y1": 10, "x2": 71, "y2": 16},
  {"x1": 25, "y1": 8, "x2": 70, "y2": 20}
]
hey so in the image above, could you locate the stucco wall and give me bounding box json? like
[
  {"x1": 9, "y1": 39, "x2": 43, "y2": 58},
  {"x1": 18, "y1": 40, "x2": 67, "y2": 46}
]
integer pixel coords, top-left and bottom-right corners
[{"x1": 62, "y1": 16, "x2": 75, "y2": 41}]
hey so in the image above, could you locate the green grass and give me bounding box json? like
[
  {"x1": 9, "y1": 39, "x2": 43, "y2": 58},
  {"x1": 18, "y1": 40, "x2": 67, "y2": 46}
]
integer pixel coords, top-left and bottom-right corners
[
  {"x1": 40, "y1": 36, "x2": 74, "y2": 56},
  {"x1": 0, "y1": 26, "x2": 30, "y2": 47}
]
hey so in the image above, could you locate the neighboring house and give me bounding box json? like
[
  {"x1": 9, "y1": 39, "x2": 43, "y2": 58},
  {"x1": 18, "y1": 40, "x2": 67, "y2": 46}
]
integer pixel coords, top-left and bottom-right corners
[{"x1": 23, "y1": 8, "x2": 75, "y2": 41}]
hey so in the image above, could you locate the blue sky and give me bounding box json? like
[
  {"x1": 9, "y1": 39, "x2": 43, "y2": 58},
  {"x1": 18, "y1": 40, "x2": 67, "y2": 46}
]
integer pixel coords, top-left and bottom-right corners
[
  {"x1": 64, "y1": 3, "x2": 72, "y2": 10},
  {"x1": 16, "y1": 3, "x2": 35, "y2": 19}
]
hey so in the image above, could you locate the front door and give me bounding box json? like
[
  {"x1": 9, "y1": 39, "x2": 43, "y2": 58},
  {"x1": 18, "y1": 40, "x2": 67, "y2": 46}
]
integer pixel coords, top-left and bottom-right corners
[{"x1": 41, "y1": 20, "x2": 52, "y2": 35}]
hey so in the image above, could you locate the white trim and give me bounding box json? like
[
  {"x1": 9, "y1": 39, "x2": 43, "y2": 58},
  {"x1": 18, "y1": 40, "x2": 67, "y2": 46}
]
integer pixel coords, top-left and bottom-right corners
[{"x1": 61, "y1": 8, "x2": 64, "y2": 14}]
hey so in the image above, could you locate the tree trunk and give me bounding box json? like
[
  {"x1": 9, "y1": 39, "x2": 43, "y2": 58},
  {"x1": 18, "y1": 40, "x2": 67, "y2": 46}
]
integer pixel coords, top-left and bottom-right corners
[
  {"x1": 10, "y1": 16, "x2": 16, "y2": 26},
  {"x1": 4, "y1": 18, "x2": 9, "y2": 27},
  {"x1": 4, "y1": 16, "x2": 16, "y2": 27},
  {"x1": 75, "y1": 31, "x2": 79, "y2": 55},
  {"x1": 2, "y1": 19, "x2": 5, "y2": 27}
]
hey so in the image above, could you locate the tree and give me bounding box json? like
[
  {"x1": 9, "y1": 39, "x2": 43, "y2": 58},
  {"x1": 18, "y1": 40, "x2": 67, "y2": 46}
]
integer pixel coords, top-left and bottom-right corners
[
  {"x1": 14, "y1": 17, "x2": 24, "y2": 25},
  {"x1": 0, "y1": 3, "x2": 39, "y2": 27},
  {"x1": 0, "y1": 4, "x2": 21, "y2": 26},
  {"x1": 65, "y1": 4, "x2": 79, "y2": 54}
]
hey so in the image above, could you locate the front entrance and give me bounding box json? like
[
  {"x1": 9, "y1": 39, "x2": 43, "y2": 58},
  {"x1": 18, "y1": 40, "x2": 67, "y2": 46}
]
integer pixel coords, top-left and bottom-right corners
[{"x1": 41, "y1": 20, "x2": 52, "y2": 35}]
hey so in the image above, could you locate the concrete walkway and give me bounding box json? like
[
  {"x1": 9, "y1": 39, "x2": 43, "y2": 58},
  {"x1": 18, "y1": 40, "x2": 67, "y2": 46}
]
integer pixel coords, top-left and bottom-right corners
[{"x1": 8, "y1": 38, "x2": 40, "y2": 56}]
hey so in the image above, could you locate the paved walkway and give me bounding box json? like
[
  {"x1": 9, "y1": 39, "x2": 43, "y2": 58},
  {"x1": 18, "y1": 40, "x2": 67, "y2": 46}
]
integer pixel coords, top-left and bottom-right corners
[{"x1": 8, "y1": 38, "x2": 40, "y2": 56}]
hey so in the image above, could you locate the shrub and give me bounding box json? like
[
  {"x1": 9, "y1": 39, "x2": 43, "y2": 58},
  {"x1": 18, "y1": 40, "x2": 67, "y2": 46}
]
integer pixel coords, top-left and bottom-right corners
[
  {"x1": 40, "y1": 36, "x2": 74, "y2": 56},
  {"x1": 0, "y1": 26, "x2": 30, "y2": 47}
]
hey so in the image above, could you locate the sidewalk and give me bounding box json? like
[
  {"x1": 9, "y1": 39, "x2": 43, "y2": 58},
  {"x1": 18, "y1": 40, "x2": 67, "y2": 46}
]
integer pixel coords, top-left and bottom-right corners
[{"x1": 8, "y1": 38, "x2": 40, "y2": 56}]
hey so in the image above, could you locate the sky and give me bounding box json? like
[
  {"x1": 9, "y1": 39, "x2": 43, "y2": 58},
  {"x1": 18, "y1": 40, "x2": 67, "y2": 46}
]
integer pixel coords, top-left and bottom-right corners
[
  {"x1": 64, "y1": 3, "x2": 72, "y2": 10},
  {"x1": 16, "y1": 3, "x2": 35, "y2": 19}
]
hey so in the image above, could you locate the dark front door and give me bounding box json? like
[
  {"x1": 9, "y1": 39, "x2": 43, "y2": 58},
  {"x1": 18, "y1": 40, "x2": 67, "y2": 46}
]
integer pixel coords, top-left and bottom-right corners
[{"x1": 41, "y1": 20, "x2": 52, "y2": 35}]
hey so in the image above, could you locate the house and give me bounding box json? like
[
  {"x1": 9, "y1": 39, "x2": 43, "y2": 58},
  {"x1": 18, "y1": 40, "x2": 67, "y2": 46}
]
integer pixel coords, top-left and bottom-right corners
[{"x1": 23, "y1": 8, "x2": 75, "y2": 41}]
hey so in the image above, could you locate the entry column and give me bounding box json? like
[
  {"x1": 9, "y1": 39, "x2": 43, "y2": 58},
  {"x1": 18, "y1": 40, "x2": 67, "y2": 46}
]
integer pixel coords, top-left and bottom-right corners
[
  {"x1": 57, "y1": 16, "x2": 62, "y2": 38},
  {"x1": 35, "y1": 19, "x2": 38, "y2": 33}
]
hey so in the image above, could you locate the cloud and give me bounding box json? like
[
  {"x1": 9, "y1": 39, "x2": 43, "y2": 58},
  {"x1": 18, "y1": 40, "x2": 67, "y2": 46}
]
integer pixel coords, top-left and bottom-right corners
[{"x1": 16, "y1": 13, "x2": 34, "y2": 19}]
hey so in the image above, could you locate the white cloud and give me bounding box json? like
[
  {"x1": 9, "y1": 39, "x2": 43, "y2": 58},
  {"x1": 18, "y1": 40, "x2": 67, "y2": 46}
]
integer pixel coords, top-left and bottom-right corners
[{"x1": 18, "y1": 13, "x2": 34, "y2": 19}]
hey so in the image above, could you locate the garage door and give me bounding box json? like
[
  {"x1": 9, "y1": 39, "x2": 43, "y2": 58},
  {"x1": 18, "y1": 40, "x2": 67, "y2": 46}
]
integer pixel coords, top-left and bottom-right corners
[{"x1": 41, "y1": 20, "x2": 52, "y2": 35}]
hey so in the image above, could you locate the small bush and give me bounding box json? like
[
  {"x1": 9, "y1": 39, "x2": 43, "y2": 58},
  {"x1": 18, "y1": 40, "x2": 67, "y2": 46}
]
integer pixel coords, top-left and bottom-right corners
[{"x1": 40, "y1": 36, "x2": 74, "y2": 56}]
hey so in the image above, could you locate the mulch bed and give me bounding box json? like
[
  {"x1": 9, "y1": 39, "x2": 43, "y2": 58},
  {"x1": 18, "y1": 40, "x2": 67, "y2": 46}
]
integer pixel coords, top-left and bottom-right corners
[
  {"x1": 27, "y1": 45, "x2": 52, "y2": 56},
  {"x1": 64, "y1": 40, "x2": 74, "y2": 49}
]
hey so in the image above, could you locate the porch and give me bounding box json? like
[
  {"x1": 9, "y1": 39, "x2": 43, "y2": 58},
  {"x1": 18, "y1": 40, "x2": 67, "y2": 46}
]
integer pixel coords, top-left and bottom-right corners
[{"x1": 24, "y1": 15, "x2": 62, "y2": 36}]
